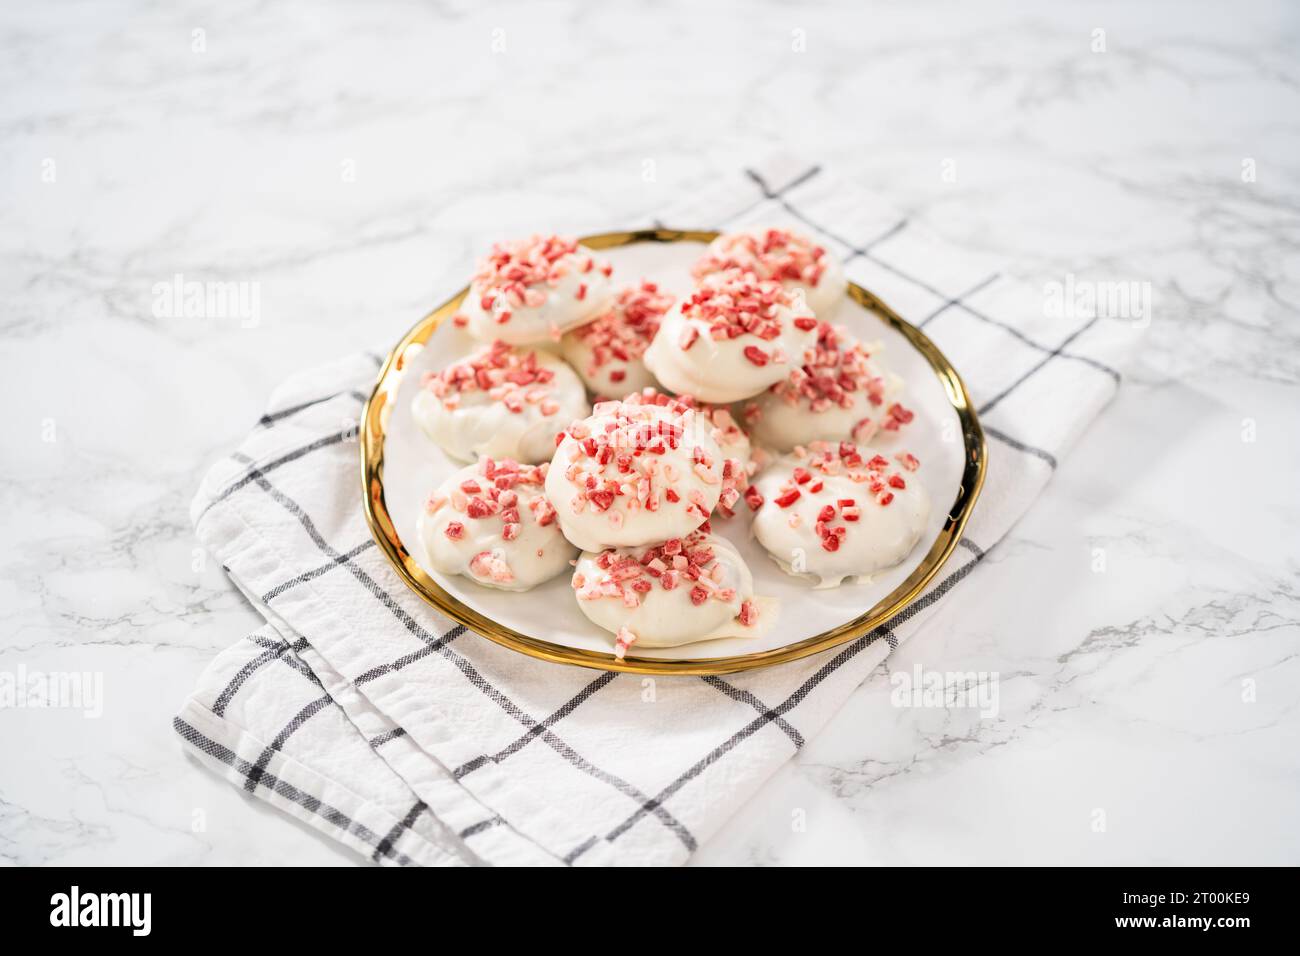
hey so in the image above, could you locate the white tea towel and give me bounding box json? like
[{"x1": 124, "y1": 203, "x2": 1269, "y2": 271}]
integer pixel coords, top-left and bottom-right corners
[{"x1": 176, "y1": 157, "x2": 1136, "y2": 866}]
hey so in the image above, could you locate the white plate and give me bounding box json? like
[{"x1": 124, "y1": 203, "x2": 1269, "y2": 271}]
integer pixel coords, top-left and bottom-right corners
[{"x1": 373, "y1": 235, "x2": 977, "y2": 665}]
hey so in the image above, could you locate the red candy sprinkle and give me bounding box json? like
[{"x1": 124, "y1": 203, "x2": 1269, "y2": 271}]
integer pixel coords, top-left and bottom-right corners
[
  {"x1": 737, "y1": 600, "x2": 758, "y2": 626},
  {"x1": 532, "y1": 498, "x2": 557, "y2": 525},
  {"x1": 883, "y1": 402, "x2": 915, "y2": 431},
  {"x1": 466, "y1": 497, "x2": 495, "y2": 519}
]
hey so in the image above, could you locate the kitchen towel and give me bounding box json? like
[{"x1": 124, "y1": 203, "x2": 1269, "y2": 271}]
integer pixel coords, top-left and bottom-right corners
[{"x1": 176, "y1": 156, "x2": 1136, "y2": 866}]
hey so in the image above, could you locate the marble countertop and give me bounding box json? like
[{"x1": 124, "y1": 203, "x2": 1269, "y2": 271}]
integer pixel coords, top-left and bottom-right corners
[{"x1": 2, "y1": 0, "x2": 1297, "y2": 865}]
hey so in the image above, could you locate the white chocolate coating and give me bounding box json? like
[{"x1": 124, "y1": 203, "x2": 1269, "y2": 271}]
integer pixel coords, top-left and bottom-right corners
[
  {"x1": 459, "y1": 235, "x2": 614, "y2": 345},
  {"x1": 412, "y1": 342, "x2": 590, "y2": 464},
  {"x1": 801, "y1": 256, "x2": 846, "y2": 319},
  {"x1": 572, "y1": 532, "x2": 757, "y2": 650},
  {"x1": 544, "y1": 397, "x2": 724, "y2": 552},
  {"x1": 418, "y1": 459, "x2": 576, "y2": 592},
  {"x1": 560, "y1": 281, "x2": 673, "y2": 395},
  {"x1": 693, "y1": 227, "x2": 848, "y2": 319},
  {"x1": 697, "y1": 402, "x2": 751, "y2": 470},
  {"x1": 643, "y1": 270, "x2": 819, "y2": 403},
  {"x1": 751, "y1": 443, "x2": 929, "y2": 588},
  {"x1": 562, "y1": 333, "x2": 657, "y2": 396},
  {"x1": 741, "y1": 325, "x2": 911, "y2": 453}
]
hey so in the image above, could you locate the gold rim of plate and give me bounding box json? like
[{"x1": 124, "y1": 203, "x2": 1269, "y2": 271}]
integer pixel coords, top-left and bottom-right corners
[{"x1": 361, "y1": 228, "x2": 987, "y2": 676}]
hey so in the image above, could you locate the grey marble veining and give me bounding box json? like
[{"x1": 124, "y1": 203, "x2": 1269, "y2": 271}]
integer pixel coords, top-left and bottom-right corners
[{"x1": 1, "y1": 0, "x2": 1297, "y2": 865}]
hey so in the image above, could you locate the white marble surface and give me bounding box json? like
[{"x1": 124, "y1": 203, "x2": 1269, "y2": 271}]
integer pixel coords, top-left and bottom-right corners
[{"x1": 1, "y1": 0, "x2": 1297, "y2": 866}]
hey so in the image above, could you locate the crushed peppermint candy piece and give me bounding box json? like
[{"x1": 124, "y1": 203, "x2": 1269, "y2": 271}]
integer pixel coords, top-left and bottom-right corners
[
  {"x1": 469, "y1": 550, "x2": 514, "y2": 584},
  {"x1": 775, "y1": 488, "x2": 801, "y2": 508},
  {"x1": 882, "y1": 402, "x2": 915, "y2": 431},
  {"x1": 614, "y1": 626, "x2": 637, "y2": 660}
]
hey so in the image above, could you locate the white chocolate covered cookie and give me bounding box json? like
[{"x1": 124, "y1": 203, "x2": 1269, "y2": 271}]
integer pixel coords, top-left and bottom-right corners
[
  {"x1": 560, "y1": 281, "x2": 674, "y2": 394},
  {"x1": 418, "y1": 458, "x2": 575, "y2": 592},
  {"x1": 741, "y1": 324, "x2": 913, "y2": 453},
  {"x1": 751, "y1": 442, "x2": 929, "y2": 588},
  {"x1": 544, "y1": 397, "x2": 726, "y2": 552},
  {"x1": 692, "y1": 227, "x2": 847, "y2": 318},
  {"x1": 571, "y1": 531, "x2": 759, "y2": 658},
  {"x1": 643, "y1": 269, "x2": 819, "y2": 403},
  {"x1": 412, "y1": 341, "x2": 590, "y2": 464},
  {"x1": 456, "y1": 235, "x2": 614, "y2": 345}
]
